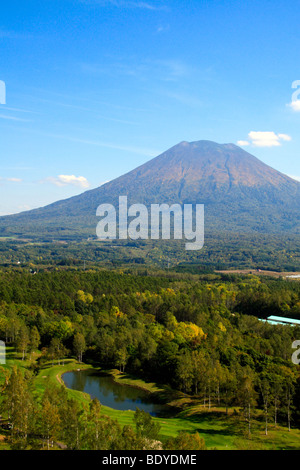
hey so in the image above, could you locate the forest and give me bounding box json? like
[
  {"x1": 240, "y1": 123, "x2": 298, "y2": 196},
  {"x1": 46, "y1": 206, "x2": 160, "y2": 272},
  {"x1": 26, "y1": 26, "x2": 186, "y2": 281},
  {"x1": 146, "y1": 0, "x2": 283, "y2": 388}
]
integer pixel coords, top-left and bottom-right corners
[
  {"x1": 0, "y1": 230, "x2": 299, "y2": 273},
  {"x1": 0, "y1": 267, "x2": 300, "y2": 450}
]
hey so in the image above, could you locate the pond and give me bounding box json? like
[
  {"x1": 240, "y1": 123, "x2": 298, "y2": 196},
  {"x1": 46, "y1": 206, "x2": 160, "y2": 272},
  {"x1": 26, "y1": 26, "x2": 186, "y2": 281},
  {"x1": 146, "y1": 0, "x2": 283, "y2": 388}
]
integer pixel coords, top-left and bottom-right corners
[{"x1": 62, "y1": 369, "x2": 168, "y2": 417}]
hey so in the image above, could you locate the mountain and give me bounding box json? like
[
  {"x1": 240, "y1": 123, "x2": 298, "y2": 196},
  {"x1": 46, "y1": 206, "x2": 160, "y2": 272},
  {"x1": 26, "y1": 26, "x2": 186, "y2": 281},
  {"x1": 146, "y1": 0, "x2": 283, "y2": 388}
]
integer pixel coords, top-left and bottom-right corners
[{"x1": 0, "y1": 140, "x2": 299, "y2": 239}]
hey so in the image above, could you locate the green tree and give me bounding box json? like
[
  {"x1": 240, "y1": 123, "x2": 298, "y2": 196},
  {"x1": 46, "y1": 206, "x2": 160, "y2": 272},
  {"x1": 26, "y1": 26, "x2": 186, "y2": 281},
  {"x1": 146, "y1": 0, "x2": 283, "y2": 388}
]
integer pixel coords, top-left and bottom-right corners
[
  {"x1": 48, "y1": 337, "x2": 63, "y2": 366},
  {"x1": 236, "y1": 366, "x2": 258, "y2": 436},
  {"x1": 117, "y1": 425, "x2": 142, "y2": 450},
  {"x1": 87, "y1": 398, "x2": 102, "y2": 449},
  {"x1": 176, "y1": 350, "x2": 193, "y2": 393},
  {"x1": 258, "y1": 372, "x2": 272, "y2": 435},
  {"x1": 133, "y1": 408, "x2": 161, "y2": 441},
  {"x1": 279, "y1": 365, "x2": 297, "y2": 432},
  {"x1": 164, "y1": 431, "x2": 206, "y2": 450},
  {"x1": 40, "y1": 397, "x2": 61, "y2": 450},
  {"x1": 29, "y1": 325, "x2": 40, "y2": 357},
  {"x1": 1, "y1": 366, "x2": 35, "y2": 448},
  {"x1": 60, "y1": 398, "x2": 81, "y2": 450},
  {"x1": 115, "y1": 347, "x2": 128, "y2": 372},
  {"x1": 16, "y1": 325, "x2": 29, "y2": 360},
  {"x1": 73, "y1": 332, "x2": 86, "y2": 362}
]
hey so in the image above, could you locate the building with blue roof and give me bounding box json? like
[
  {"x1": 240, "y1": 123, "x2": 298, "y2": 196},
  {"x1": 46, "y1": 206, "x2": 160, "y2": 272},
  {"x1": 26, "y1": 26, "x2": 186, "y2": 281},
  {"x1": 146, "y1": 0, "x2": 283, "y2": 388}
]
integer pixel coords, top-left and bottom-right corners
[{"x1": 264, "y1": 316, "x2": 300, "y2": 326}]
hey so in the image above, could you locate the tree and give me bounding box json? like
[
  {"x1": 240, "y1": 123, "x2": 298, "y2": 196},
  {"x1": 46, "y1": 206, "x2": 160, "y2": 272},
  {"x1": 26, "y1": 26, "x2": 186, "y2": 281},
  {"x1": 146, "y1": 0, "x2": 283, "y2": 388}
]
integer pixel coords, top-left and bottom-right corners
[
  {"x1": 87, "y1": 398, "x2": 102, "y2": 449},
  {"x1": 221, "y1": 366, "x2": 237, "y2": 415},
  {"x1": 73, "y1": 332, "x2": 86, "y2": 363},
  {"x1": 116, "y1": 425, "x2": 143, "y2": 450},
  {"x1": 29, "y1": 326, "x2": 40, "y2": 358},
  {"x1": 115, "y1": 347, "x2": 128, "y2": 372},
  {"x1": 258, "y1": 372, "x2": 271, "y2": 436},
  {"x1": 279, "y1": 366, "x2": 297, "y2": 432},
  {"x1": 236, "y1": 366, "x2": 258, "y2": 436},
  {"x1": 60, "y1": 398, "x2": 81, "y2": 450},
  {"x1": 191, "y1": 349, "x2": 207, "y2": 395},
  {"x1": 270, "y1": 372, "x2": 284, "y2": 428},
  {"x1": 164, "y1": 431, "x2": 206, "y2": 450},
  {"x1": 133, "y1": 408, "x2": 161, "y2": 441},
  {"x1": 40, "y1": 397, "x2": 61, "y2": 450},
  {"x1": 16, "y1": 325, "x2": 29, "y2": 360},
  {"x1": 0, "y1": 366, "x2": 35, "y2": 448},
  {"x1": 48, "y1": 337, "x2": 63, "y2": 366},
  {"x1": 176, "y1": 350, "x2": 193, "y2": 393}
]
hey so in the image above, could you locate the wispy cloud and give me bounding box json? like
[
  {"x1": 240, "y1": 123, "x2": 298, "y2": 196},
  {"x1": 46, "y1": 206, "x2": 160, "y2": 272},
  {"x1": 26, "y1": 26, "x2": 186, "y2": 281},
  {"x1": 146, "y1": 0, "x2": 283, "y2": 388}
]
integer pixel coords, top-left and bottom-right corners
[
  {"x1": 0, "y1": 166, "x2": 35, "y2": 171},
  {"x1": 163, "y1": 90, "x2": 202, "y2": 107},
  {"x1": 237, "y1": 131, "x2": 292, "y2": 148},
  {"x1": 154, "y1": 59, "x2": 190, "y2": 81},
  {"x1": 80, "y1": 57, "x2": 189, "y2": 83},
  {"x1": 3, "y1": 106, "x2": 39, "y2": 114},
  {"x1": 21, "y1": 92, "x2": 144, "y2": 124},
  {"x1": 79, "y1": 0, "x2": 169, "y2": 11},
  {"x1": 156, "y1": 24, "x2": 170, "y2": 33},
  {"x1": 0, "y1": 113, "x2": 32, "y2": 122},
  {"x1": 43, "y1": 175, "x2": 90, "y2": 189},
  {"x1": 6, "y1": 177, "x2": 22, "y2": 182},
  {"x1": 66, "y1": 136, "x2": 160, "y2": 156},
  {"x1": 0, "y1": 204, "x2": 33, "y2": 216},
  {"x1": 44, "y1": 132, "x2": 160, "y2": 157},
  {"x1": 0, "y1": 177, "x2": 22, "y2": 183}
]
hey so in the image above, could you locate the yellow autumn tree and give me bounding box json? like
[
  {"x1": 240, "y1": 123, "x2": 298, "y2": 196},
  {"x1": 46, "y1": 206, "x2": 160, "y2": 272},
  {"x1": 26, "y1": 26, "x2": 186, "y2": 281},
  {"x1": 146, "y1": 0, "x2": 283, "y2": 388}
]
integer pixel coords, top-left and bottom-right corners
[{"x1": 175, "y1": 321, "x2": 206, "y2": 343}]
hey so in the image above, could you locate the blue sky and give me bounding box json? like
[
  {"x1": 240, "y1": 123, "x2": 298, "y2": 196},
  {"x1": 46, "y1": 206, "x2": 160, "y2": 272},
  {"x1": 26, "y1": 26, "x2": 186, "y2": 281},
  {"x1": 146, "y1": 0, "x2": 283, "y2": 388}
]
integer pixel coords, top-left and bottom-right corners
[{"x1": 1, "y1": 0, "x2": 300, "y2": 215}]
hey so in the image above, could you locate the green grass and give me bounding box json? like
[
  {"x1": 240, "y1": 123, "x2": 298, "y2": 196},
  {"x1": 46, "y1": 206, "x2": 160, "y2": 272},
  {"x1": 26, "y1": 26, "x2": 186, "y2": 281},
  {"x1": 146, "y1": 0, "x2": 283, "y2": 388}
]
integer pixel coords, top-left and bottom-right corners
[
  {"x1": 1, "y1": 354, "x2": 300, "y2": 450},
  {"x1": 33, "y1": 360, "x2": 300, "y2": 450},
  {"x1": 108, "y1": 369, "x2": 165, "y2": 394}
]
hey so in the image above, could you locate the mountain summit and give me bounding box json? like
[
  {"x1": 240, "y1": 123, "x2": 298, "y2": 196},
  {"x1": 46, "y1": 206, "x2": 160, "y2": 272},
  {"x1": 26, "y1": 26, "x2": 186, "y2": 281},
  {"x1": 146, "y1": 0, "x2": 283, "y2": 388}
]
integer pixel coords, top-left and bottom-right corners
[{"x1": 1, "y1": 140, "x2": 299, "y2": 239}]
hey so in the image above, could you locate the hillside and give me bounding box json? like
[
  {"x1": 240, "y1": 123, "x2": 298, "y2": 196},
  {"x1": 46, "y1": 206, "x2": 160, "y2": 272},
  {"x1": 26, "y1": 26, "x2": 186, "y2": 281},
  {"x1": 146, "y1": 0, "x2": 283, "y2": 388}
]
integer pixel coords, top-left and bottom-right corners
[{"x1": 0, "y1": 140, "x2": 299, "y2": 240}]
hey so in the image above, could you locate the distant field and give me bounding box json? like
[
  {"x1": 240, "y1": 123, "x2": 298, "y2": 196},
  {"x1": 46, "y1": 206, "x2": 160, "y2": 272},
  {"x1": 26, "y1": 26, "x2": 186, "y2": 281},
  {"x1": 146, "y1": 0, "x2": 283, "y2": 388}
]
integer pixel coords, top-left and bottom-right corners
[{"x1": 216, "y1": 269, "x2": 300, "y2": 279}]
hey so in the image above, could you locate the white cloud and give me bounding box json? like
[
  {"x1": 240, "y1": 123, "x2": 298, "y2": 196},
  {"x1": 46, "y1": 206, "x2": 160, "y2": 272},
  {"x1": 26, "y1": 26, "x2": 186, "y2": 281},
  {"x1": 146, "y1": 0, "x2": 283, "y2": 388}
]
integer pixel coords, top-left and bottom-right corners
[
  {"x1": 278, "y1": 133, "x2": 292, "y2": 141},
  {"x1": 6, "y1": 177, "x2": 22, "y2": 182},
  {"x1": 237, "y1": 140, "x2": 250, "y2": 146},
  {"x1": 18, "y1": 204, "x2": 32, "y2": 211},
  {"x1": 249, "y1": 131, "x2": 282, "y2": 147},
  {"x1": 0, "y1": 177, "x2": 22, "y2": 183},
  {"x1": 237, "y1": 131, "x2": 292, "y2": 148},
  {"x1": 288, "y1": 100, "x2": 300, "y2": 112},
  {"x1": 156, "y1": 24, "x2": 170, "y2": 33},
  {"x1": 45, "y1": 175, "x2": 90, "y2": 188}
]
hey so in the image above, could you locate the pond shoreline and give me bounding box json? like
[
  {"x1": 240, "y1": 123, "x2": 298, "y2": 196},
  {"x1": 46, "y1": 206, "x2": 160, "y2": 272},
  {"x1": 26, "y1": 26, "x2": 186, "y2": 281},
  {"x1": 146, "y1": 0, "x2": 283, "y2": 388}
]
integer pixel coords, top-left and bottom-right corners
[
  {"x1": 61, "y1": 367, "x2": 173, "y2": 417},
  {"x1": 57, "y1": 361, "x2": 185, "y2": 417}
]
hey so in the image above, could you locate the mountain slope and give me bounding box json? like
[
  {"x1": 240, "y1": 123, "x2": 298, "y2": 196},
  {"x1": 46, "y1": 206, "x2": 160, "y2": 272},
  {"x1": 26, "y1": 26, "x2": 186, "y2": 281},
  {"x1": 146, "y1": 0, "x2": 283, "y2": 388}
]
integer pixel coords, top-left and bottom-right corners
[{"x1": 0, "y1": 140, "x2": 299, "y2": 239}]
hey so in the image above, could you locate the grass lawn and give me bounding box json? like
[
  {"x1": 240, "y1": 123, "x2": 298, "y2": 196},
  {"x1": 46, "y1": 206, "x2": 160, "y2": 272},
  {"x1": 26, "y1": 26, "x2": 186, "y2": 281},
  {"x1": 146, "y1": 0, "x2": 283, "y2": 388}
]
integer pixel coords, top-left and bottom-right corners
[
  {"x1": 1, "y1": 354, "x2": 300, "y2": 450},
  {"x1": 33, "y1": 360, "x2": 300, "y2": 450}
]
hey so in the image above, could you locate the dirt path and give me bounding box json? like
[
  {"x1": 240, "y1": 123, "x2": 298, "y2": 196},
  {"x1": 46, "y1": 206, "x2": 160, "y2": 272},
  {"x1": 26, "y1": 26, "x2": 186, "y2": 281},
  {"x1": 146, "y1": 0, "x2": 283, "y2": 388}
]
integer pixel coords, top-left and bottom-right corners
[{"x1": 56, "y1": 373, "x2": 64, "y2": 386}]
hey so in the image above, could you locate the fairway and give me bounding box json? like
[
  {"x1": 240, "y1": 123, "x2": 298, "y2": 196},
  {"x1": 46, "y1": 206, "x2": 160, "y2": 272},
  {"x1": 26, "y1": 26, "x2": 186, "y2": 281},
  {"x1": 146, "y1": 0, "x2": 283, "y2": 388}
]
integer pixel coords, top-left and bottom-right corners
[{"x1": 25, "y1": 359, "x2": 300, "y2": 451}]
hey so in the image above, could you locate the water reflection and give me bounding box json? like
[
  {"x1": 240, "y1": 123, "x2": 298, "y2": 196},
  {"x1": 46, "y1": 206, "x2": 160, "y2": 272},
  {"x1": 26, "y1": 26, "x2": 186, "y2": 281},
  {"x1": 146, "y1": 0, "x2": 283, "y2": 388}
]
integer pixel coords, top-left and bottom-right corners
[{"x1": 62, "y1": 369, "x2": 166, "y2": 416}]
